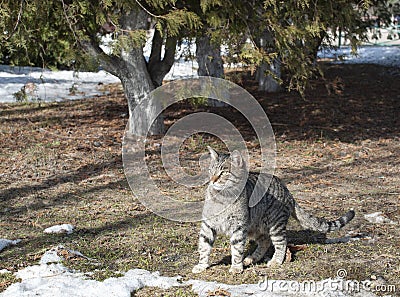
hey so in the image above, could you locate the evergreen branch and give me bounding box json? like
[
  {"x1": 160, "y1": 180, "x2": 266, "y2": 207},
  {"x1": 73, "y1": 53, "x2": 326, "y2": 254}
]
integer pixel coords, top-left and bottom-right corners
[{"x1": 4, "y1": 0, "x2": 24, "y2": 42}]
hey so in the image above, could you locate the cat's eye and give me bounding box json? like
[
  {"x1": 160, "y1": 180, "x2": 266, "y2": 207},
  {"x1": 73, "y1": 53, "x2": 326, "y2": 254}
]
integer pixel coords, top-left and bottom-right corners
[{"x1": 222, "y1": 163, "x2": 231, "y2": 171}]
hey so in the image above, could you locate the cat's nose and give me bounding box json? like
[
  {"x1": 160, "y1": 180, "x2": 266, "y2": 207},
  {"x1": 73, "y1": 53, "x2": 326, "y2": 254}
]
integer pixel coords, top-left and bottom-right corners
[{"x1": 210, "y1": 175, "x2": 219, "y2": 183}]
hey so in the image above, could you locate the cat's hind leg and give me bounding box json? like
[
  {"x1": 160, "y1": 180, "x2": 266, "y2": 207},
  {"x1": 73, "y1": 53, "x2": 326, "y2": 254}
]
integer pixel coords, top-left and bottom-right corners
[
  {"x1": 267, "y1": 223, "x2": 287, "y2": 267},
  {"x1": 243, "y1": 234, "x2": 271, "y2": 266}
]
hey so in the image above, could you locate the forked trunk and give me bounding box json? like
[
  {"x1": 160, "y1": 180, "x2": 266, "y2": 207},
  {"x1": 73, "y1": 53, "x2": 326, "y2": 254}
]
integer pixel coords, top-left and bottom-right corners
[
  {"x1": 119, "y1": 49, "x2": 164, "y2": 136},
  {"x1": 83, "y1": 9, "x2": 167, "y2": 136}
]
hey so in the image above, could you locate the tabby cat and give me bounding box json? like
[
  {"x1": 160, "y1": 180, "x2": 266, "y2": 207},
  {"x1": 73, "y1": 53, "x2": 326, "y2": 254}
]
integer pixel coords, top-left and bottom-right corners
[{"x1": 192, "y1": 146, "x2": 355, "y2": 274}]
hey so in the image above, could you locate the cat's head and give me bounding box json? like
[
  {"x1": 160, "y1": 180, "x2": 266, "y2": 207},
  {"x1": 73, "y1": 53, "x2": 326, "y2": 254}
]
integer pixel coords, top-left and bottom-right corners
[{"x1": 207, "y1": 146, "x2": 246, "y2": 191}]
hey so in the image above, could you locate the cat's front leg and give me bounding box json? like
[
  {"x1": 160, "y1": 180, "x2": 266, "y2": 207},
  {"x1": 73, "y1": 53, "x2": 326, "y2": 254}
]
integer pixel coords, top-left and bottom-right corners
[
  {"x1": 192, "y1": 222, "x2": 216, "y2": 273},
  {"x1": 229, "y1": 226, "x2": 247, "y2": 274}
]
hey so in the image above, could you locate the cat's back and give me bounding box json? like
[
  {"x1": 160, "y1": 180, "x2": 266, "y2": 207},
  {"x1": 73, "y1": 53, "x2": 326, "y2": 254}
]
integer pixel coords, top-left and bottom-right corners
[{"x1": 246, "y1": 172, "x2": 294, "y2": 207}]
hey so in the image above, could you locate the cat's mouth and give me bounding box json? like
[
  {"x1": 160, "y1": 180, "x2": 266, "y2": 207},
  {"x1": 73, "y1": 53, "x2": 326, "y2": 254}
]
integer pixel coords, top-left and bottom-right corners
[{"x1": 211, "y1": 183, "x2": 225, "y2": 191}]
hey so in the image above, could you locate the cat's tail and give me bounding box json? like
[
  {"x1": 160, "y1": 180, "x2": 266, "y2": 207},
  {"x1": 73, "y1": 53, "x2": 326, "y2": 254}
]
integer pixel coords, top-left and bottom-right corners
[{"x1": 292, "y1": 202, "x2": 355, "y2": 233}]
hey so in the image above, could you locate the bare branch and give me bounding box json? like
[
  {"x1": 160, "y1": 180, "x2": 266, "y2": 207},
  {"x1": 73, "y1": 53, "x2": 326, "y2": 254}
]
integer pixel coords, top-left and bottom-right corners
[
  {"x1": 4, "y1": 0, "x2": 24, "y2": 42},
  {"x1": 134, "y1": 0, "x2": 166, "y2": 19},
  {"x1": 60, "y1": 0, "x2": 80, "y2": 45},
  {"x1": 148, "y1": 33, "x2": 177, "y2": 86},
  {"x1": 148, "y1": 29, "x2": 163, "y2": 69},
  {"x1": 80, "y1": 40, "x2": 121, "y2": 76}
]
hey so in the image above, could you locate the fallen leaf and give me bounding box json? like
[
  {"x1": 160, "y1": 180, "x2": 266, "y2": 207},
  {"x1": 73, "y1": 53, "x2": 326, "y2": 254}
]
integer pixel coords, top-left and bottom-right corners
[
  {"x1": 288, "y1": 244, "x2": 308, "y2": 252},
  {"x1": 207, "y1": 287, "x2": 231, "y2": 296},
  {"x1": 285, "y1": 248, "x2": 292, "y2": 263},
  {"x1": 285, "y1": 244, "x2": 308, "y2": 263}
]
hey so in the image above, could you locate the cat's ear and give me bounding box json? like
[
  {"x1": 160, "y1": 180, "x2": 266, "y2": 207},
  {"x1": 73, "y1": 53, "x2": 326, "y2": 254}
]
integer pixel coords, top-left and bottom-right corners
[
  {"x1": 230, "y1": 150, "x2": 243, "y2": 168},
  {"x1": 207, "y1": 146, "x2": 218, "y2": 160}
]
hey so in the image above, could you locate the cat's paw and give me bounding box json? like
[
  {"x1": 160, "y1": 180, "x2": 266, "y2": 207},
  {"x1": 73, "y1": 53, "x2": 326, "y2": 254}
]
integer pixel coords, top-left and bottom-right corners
[
  {"x1": 192, "y1": 264, "x2": 208, "y2": 274},
  {"x1": 229, "y1": 264, "x2": 243, "y2": 274},
  {"x1": 243, "y1": 257, "x2": 254, "y2": 266}
]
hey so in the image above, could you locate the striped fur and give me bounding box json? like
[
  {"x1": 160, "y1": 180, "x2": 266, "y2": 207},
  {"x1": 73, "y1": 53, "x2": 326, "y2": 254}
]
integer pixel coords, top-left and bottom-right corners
[{"x1": 192, "y1": 147, "x2": 355, "y2": 274}]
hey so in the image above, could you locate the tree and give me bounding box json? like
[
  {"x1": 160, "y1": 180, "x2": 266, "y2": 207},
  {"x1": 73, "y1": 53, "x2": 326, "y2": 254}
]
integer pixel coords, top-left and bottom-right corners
[
  {"x1": 253, "y1": 30, "x2": 281, "y2": 93},
  {"x1": 1, "y1": 0, "x2": 387, "y2": 128},
  {"x1": 249, "y1": 0, "x2": 374, "y2": 94},
  {"x1": 195, "y1": 34, "x2": 223, "y2": 79},
  {"x1": 0, "y1": 0, "x2": 200, "y2": 135}
]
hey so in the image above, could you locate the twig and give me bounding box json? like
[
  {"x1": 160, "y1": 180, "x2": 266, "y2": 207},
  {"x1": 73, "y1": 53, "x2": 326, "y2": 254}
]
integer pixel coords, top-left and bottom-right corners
[
  {"x1": 134, "y1": 0, "x2": 166, "y2": 19},
  {"x1": 60, "y1": 0, "x2": 80, "y2": 45}
]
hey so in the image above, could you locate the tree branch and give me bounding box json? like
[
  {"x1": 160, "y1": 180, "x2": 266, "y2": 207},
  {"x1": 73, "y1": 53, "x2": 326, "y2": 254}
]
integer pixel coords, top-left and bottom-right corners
[
  {"x1": 148, "y1": 29, "x2": 163, "y2": 71},
  {"x1": 4, "y1": 0, "x2": 24, "y2": 42},
  {"x1": 60, "y1": 0, "x2": 80, "y2": 45},
  {"x1": 148, "y1": 34, "x2": 177, "y2": 86},
  {"x1": 163, "y1": 35, "x2": 177, "y2": 69},
  {"x1": 80, "y1": 40, "x2": 121, "y2": 77},
  {"x1": 134, "y1": 0, "x2": 166, "y2": 19}
]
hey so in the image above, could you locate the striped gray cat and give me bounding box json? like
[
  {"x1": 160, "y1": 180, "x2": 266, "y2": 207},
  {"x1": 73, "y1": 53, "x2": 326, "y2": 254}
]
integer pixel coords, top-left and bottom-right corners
[{"x1": 192, "y1": 146, "x2": 355, "y2": 274}]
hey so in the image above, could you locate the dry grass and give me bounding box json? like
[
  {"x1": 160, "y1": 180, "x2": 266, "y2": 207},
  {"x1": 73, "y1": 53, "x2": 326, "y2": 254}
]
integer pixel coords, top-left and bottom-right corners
[{"x1": 0, "y1": 63, "x2": 399, "y2": 295}]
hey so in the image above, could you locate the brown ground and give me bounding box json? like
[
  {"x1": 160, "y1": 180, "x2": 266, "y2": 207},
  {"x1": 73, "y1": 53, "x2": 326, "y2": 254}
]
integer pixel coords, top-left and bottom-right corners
[{"x1": 0, "y1": 62, "x2": 399, "y2": 296}]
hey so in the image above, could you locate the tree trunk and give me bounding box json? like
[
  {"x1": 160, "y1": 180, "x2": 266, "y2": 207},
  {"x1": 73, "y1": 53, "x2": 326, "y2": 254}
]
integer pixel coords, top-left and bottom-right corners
[
  {"x1": 118, "y1": 9, "x2": 165, "y2": 135},
  {"x1": 255, "y1": 59, "x2": 281, "y2": 92},
  {"x1": 82, "y1": 9, "x2": 177, "y2": 136},
  {"x1": 196, "y1": 35, "x2": 224, "y2": 77},
  {"x1": 195, "y1": 34, "x2": 226, "y2": 107},
  {"x1": 255, "y1": 30, "x2": 281, "y2": 93},
  {"x1": 119, "y1": 49, "x2": 164, "y2": 136}
]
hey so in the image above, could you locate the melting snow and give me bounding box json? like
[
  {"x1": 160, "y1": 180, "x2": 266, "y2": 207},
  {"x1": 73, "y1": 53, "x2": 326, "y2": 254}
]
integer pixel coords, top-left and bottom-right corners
[
  {"x1": 0, "y1": 247, "x2": 379, "y2": 297},
  {"x1": 1, "y1": 249, "x2": 182, "y2": 297},
  {"x1": 318, "y1": 46, "x2": 400, "y2": 68},
  {"x1": 43, "y1": 224, "x2": 74, "y2": 235},
  {"x1": 0, "y1": 46, "x2": 398, "y2": 103},
  {"x1": 0, "y1": 65, "x2": 120, "y2": 103},
  {"x1": 364, "y1": 212, "x2": 397, "y2": 224},
  {"x1": 0, "y1": 239, "x2": 21, "y2": 253}
]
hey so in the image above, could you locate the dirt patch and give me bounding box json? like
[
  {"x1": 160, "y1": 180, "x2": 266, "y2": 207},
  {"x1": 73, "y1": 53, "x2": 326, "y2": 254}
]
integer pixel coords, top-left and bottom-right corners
[{"x1": 0, "y1": 63, "x2": 399, "y2": 295}]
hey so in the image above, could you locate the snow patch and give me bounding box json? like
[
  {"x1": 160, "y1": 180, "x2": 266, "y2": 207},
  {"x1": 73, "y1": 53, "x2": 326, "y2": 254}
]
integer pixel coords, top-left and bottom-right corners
[
  {"x1": 364, "y1": 212, "x2": 397, "y2": 224},
  {"x1": 44, "y1": 224, "x2": 74, "y2": 235},
  {"x1": 318, "y1": 46, "x2": 400, "y2": 68},
  {"x1": 6, "y1": 266, "x2": 181, "y2": 297},
  {"x1": 188, "y1": 277, "x2": 378, "y2": 297},
  {"x1": 1, "y1": 249, "x2": 182, "y2": 297},
  {"x1": 0, "y1": 65, "x2": 120, "y2": 103},
  {"x1": 39, "y1": 248, "x2": 63, "y2": 265},
  {"x1": 0, "y1": 247, "x2": 380, "y2": 297},
  {"x1": 0, "y1": 239, "x2": 21, "y2": 252},
  {"x1": 1, "y1": 46, "x2": 399, "y2": 103}
]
